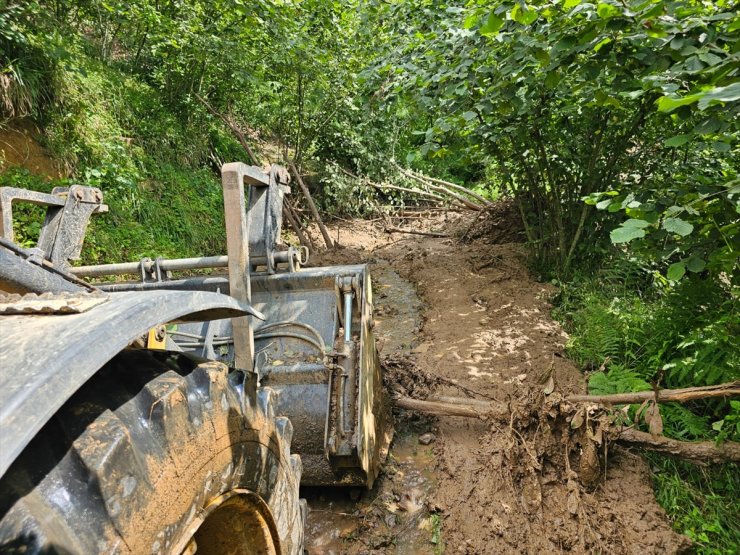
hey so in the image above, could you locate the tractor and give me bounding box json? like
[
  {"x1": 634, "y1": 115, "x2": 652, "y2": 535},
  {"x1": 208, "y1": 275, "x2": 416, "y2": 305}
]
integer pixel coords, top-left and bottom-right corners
[{"x1": 0, "y1": 162, "x2": 391, "y2": 554}]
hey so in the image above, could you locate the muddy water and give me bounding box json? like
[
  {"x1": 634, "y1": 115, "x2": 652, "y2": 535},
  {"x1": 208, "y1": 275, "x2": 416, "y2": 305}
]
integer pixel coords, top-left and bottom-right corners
[{"x1": 303, "y1": 261, "x2": 437, "y2": 554}]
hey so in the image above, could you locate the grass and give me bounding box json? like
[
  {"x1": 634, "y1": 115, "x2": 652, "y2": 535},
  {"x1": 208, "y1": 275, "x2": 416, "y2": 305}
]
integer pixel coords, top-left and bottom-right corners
[{"x1": 648, "y1": 457, "x2": 739, "y2": 553}]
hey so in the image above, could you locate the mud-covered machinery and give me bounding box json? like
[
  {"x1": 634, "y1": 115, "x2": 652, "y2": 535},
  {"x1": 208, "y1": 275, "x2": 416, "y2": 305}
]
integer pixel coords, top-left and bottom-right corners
[{"x1": 0, "y1": 162, "x2": 390, "y2": 554}]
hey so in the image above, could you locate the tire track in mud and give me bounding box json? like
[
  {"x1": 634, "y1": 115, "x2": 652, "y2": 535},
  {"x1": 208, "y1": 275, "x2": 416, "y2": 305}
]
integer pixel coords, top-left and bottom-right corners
[{"x1": 303, "y1": 214, "x2": 689, "y2": 554}]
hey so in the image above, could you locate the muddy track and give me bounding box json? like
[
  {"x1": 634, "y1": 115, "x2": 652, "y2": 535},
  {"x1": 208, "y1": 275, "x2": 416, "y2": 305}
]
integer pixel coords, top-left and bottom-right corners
[{"x1": 302, "y1": 211, "x2": 689, "y2": 554}]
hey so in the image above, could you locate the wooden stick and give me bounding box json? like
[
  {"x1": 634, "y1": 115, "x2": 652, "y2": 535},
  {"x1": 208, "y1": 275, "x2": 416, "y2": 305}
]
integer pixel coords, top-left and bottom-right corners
[
  {"x1": 384, "y1": 227, "x2": 449, "y2": 238},
  {"x1": 288, "y1": 161, "x2": 334, "y2": 249},
  {"x1": 392, "y1": 395, "x2": 505, "y2": 419},
  {"x1": 618, "y1": 428, "x2": 740, "y2": 465},
  {"x1": 567, "y1": 381, "x2": 740, "y2": 405}
]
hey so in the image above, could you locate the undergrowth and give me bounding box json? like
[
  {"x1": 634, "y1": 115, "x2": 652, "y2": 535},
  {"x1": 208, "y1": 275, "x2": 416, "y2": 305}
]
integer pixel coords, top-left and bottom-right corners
[{"x1": 553, "y1": 256, "x2": 739, "y2": 553}]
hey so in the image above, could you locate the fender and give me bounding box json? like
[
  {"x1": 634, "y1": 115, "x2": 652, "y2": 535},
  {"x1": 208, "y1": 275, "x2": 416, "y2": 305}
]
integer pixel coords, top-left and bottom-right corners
[{"x1": 0, "y1": 289, "x2": 258, "y2": 478}]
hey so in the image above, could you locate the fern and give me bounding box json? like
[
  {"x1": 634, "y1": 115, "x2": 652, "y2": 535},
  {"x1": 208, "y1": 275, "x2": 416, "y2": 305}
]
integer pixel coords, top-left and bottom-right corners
[{"x1": 588, "y1": 366, "x2": 651, "y2": 396}]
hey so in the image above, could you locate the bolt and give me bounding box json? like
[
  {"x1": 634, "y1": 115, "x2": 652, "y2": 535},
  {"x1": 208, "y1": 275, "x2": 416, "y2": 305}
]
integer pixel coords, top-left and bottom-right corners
[{"x1": 74, "y1": 189, "x2": 84, "y2": 200}]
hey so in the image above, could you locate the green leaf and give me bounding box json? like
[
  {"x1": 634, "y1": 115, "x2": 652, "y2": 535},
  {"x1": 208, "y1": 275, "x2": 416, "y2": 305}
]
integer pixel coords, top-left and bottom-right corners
[
  {"x1": 480, "y1": 13, "x2": 504, "y2": 36},
  {"x1": 596, "y1": 3, "x2": 620, "y2": 19},
  {"x1": 712, "y1": 141, "x2": 730, "y2": 152},
  {"x1": 657, "y1": 93, "x2": 701, "y2": 113},
  {"x1": 511, "y1": 4, "x2": 538, "y2": 25},
  {"x1": 697, "y1": 82, "x2": 740, "y2": 110},
  {"x1": 463, "y1": 13, "x2": 478, "y2": 29},
  {"x1": 663, "y1": 217, "x2": 694, "y2": 236},
  {"x1": 610, "y1": 226, "x2": 645, "y2": 244},
  {"x1": 622, "y1": 219, "x2": 649, "y2": 229},
  {"x1": 596, "y1": 199, "x2": 612, "y2": 210},
  {"x1": 664, "y1": 134, "x2": 691, "y2": 148},
  {"x1": 544, "y1": 70, "x2": 560, "y2": 89},
  {"x1": 564, "y1": 0, "x2": 581, "y2": 8},
  {"x1": 686, "y1": 256, "x2": 706, "y2": 273},
  {"x1": 666, "y1": 262, "x2": 686, "y2": 281},
  {"x1": 461, "y1": 111, "x2": 477, "y2": 122}
]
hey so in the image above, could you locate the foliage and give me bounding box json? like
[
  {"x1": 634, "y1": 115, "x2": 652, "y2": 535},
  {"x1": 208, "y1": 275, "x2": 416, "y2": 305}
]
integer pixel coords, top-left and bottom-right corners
[
  {"x1": 363, "y1": 0, "x2": 738, "y2": 276},
  {"x1": 649, "y1": 457, "x2": 739, "y2": 554}
]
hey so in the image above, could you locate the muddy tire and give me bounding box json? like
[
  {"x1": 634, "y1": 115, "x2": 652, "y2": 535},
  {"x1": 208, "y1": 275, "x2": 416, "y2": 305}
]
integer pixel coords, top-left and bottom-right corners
[{"x1": 0, "y1": 350, "x2": 305, "y2": 554}]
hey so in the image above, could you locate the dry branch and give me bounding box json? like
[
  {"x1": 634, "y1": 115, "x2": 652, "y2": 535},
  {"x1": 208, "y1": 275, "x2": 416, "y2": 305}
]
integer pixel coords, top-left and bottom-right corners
[
  {"x1": 567, "y1": 381, "x2": 740, "y2": 405},
  {"x1": 384, "y1": 227, "x2": 449, "y2": 238},
  {"x1": 288, "y1": 161, "x2": 334, "y2": 249},
  {"x1": 393, "y1": 161, "x2": 492, "y2": 207},
  {"x1": 395, "y1": 165, "x2": 483, "y2": 211}
]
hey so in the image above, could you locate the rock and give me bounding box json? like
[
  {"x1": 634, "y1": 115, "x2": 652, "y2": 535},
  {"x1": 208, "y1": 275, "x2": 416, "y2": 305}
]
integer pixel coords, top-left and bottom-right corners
[{"x1": 418, "y1": 432, "x2": 436, "y2": 445}]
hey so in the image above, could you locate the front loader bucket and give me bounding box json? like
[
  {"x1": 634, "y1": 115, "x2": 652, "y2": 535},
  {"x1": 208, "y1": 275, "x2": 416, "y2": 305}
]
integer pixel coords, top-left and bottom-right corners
[{"x1": 251, "y1": 264, "x2": 391, "y2": 488}]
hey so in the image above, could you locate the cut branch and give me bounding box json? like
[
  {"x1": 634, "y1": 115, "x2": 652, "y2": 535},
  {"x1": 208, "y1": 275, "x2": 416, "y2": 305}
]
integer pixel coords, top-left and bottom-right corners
[
  {"x1": 392, "y1": 394, "x2": 740, "y2": 465},
  {"x1": 567, "y1": 381, "x2": 740, "y2": 405},
  {"x1": 282, "y1": 203, "x2": 311, "y2": 252},
  {"x1": 392, "y1": 395, "x2": 506, "y2": 419}
]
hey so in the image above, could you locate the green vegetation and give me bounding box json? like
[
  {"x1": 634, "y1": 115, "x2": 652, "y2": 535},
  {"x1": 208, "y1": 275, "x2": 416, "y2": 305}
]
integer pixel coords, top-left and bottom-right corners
[{"x1": 1, "y1": 1, "x2": 737, "y2": 551}]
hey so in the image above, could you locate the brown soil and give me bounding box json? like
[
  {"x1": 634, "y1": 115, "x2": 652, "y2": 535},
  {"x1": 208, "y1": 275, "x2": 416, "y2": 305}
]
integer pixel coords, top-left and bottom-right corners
[
  {"x1": 302, "y1": 207, "x2": 689, "y2": 554},
  {"x1": 0, "y1": 119, "x2": 65, "y2": 179}
]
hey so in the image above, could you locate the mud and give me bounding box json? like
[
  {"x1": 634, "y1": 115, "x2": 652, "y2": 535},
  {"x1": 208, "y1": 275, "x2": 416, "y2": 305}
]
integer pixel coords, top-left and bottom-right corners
[{"x1": 302, "y1": 208, "x2": 689, "y2": 554}]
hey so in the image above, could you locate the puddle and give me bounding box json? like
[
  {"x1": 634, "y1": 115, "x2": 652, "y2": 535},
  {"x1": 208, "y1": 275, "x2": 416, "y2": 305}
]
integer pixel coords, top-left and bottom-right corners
[
  {"x1": 303, "y1": 433, "x2": 438, "y2": 555},
  {"x1": 303, "y1": 261, "x2": 438, "y2": 554}
]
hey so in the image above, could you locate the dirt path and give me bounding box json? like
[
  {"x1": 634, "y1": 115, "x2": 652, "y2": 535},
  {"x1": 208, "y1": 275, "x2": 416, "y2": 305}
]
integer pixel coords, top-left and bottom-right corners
[{"x1": 303, "y1": 209, "x2": 688, "y2": 554}]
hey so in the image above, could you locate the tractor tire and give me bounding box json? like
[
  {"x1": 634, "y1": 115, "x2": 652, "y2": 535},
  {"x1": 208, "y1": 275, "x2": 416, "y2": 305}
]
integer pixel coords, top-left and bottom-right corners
[{"x1": 0, "y1": 350, "x2": 305, "y2": 554}]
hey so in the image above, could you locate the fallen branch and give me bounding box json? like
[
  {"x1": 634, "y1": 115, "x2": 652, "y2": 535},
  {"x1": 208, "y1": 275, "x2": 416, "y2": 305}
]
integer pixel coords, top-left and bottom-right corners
[
  {"x1": 393, "y1": 394, "x2": 740, "y2": 465},
  {"x1": 395, "y1": 166, "x2": 483, "y2": 211},
  {"x1": 393, "y1": 161, "x2": 492, "y2": 207},
  {"x1": 288, "y1": 161, "x2": 334, "y2": 249},
  {"x1": 384, "y1": 227, "x2": 449, "y2": 238},
  {"x1": 392, "y1": 395, "x2": 506, "y2": 419},
  {"x1": 373, "y1": 183, "x2": 447, "y2": 203},
  {"x1": 339, "y1": 167, "x2": 464, "y2": 209},
  {"x1": 567, "y1": 381, "x2": 740, "y2": 405},
  {"x1": 618, "y1": 428, "x2": 740, "y2": 465}
]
